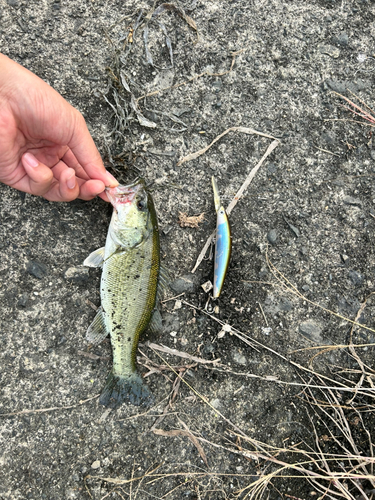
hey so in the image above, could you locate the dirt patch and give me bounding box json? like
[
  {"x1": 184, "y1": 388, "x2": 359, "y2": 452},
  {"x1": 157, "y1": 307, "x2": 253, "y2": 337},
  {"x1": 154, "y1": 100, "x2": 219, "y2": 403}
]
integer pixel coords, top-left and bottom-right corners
[{"x1": 1, "y1": 1, "x2": 375, "y2": 499}]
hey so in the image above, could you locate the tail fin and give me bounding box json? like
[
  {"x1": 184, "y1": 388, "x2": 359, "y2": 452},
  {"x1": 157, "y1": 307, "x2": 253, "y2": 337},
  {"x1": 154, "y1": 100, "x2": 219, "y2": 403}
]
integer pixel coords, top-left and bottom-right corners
[{"x1": 99, "y1": 370, "x2": 154, "y2": 408}]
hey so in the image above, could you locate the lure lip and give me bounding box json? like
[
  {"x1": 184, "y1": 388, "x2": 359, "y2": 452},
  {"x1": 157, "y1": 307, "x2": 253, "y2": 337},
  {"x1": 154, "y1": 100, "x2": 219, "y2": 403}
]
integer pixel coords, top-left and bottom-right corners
[{"x1": 211, "y1": 176, "x2": 221, "y2": 213}]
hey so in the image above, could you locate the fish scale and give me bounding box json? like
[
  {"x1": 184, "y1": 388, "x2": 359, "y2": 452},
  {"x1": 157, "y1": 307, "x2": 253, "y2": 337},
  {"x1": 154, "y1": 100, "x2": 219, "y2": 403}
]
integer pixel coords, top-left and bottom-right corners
[{"x1": 101, "y1": 244, "x2": 158, "y2": 376}]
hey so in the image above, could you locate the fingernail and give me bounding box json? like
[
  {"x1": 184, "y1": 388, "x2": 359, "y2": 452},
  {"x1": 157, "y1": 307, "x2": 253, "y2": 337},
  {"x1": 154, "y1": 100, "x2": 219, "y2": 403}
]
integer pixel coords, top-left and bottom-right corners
[
  {"x1": 105, "y1": 171, "x2": 118, "y2": 186},
  {"x1": 67, "y1": 174, "x2": 76, "y2": 190},
  {"x1": 23, "y1": 152, "x2": 39, "y2": 168}
]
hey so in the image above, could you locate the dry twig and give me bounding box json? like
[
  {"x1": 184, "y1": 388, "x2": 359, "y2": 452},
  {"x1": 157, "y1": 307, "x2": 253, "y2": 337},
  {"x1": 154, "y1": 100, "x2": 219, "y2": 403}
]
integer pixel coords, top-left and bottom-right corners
[
  {"x1": 0, "y1": 394, "x2": 99, "y2": 418},
  {"x1": 177, "y1": 126, "x2": 278, "y2": 167},
  {"x1": 141, "y1": 341, "x2": 222, "y2": 365},
  {"x1": 191, "y1": 138, "x2": 279, "y2": 272},
  {"x1": 153, "y1": 423, "x2": 209, "y2": 467}
]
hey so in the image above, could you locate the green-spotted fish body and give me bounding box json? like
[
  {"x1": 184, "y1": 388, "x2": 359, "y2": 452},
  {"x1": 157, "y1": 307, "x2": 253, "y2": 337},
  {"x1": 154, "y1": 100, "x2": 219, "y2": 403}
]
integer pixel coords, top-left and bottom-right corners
[{"x1": 84, "y1": 179, "x2": 160, "y2": 407}]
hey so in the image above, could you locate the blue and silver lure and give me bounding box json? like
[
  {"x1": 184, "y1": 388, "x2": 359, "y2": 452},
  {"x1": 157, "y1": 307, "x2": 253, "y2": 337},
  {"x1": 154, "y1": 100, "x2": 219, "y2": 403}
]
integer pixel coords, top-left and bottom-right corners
[{"x1": 212, "y1": 176, "x2": 232, "y2": 299}]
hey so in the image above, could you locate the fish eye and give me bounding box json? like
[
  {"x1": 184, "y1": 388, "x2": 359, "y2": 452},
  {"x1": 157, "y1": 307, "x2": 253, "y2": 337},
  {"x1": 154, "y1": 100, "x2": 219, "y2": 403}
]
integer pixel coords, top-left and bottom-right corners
[{"x1": 137, "y1": 199, "x2": 146, "y2": 211}]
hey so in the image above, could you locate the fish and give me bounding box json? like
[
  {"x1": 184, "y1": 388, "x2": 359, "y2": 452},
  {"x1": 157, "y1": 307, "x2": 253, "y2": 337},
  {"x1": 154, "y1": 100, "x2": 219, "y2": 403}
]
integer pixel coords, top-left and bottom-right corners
[
  {"x1": 212, "y1": 176, "x2": 231, "y2": 299},
  {"x1": 83, "y1": 179, "x2": 161, "y2": 408}
]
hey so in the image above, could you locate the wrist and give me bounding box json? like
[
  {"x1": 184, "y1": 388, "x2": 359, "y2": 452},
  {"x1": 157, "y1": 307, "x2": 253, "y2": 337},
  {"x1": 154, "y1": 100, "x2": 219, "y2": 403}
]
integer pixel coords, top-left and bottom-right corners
[{"x1": 0, "y1": 54, "x2": 19, "y2": 101}]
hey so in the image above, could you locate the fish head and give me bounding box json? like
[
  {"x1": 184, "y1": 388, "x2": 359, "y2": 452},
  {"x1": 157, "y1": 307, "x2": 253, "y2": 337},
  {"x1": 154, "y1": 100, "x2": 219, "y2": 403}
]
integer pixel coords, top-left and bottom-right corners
[{"x1": 106, "y1": 179, "x2": 153, "y2": 248}]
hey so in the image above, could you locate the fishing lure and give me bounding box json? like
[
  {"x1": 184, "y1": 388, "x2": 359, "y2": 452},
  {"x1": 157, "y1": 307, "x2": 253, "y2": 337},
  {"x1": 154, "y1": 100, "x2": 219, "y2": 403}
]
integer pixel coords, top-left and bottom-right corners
[{"x1": 212, "y1": 176, "x2": 231, "y2": 299}]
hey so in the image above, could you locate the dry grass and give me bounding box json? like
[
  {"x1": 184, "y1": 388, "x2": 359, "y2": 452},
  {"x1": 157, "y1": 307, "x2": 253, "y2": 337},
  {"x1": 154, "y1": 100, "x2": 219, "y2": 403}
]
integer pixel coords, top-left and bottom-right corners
[
  {"x1": 85, "y1": 349, "x2": 375, "y2": 499},
  {"x1": 86, "y1": 14, "x2": 375, "y2": 500},
  {"x1": 178, "y1": 212, "x2": 205, "y2": 228},
  {"x1": 83, "y1": 248, "x2": 375, "y2": 498},
  {"x1": 333, "y1": 90, "x2": 375, "y2": 127},
  {"x1": 85, "y1": 372, "x2": 375, "y2": 499}
]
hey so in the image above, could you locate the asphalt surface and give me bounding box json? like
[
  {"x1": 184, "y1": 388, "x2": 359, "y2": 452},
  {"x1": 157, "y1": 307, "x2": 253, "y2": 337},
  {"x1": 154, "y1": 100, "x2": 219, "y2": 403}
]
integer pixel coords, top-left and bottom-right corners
[{"x1": 1, "y1": 1, "x2": 375, "y2": 498}]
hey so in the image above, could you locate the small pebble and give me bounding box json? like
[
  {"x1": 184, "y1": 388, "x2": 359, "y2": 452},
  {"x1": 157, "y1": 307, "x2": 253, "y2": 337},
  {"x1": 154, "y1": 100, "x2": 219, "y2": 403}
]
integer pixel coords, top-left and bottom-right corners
[
  {"x1": 279, "y1": 298, "x2": 292, "y2": 312},
  {"x1": 320, "y1": 130, "x2": 337, "y2": 145},
  {"x1": 64, "y1": 267, "x2": 89, "y2": 283},
  {"x1": 173, "y1": 300, "x2": 182, "y2": 310},
  {"x1": 210, "y1": 398, "x2": 221, "y2": 409},
  {"x1": 27, "y1": 261, "x2": 48, "y2": 279},
  {"x1": 65, "y1": 489, "x2": 79, "y2": 499},
  {"x1": 91, "y1": 460, "x2": 101, "y2": 470},
  {"x1": 348, "y1": 270, "x2": 364, "y2": 286},
  {"x1": 203, "y1": 343, "x2": 215, "y2": 355},
  {"x1": 170, "y1": 274, "x2": 199, "y2": 294},
  {"x1": 333, "y1": 32, "x2": 349, "y2": 46},
  {"x1": 324, "y1": 79, "x2": 350, "y2": 94},
  {"x1": 267, "y1": 163, "x2": 277, "y2": 174},
  {"x1": 343, "y1": 196, "x2": 362, "y2": 207},
  {"x1": 231, "y1": 349, "x2": 247, "y2": 365},
  {"x1": 341, "y1": 254, "x2": 349, "y2": 264},
  {"x1": 299, "y1": 320, "x2": 322, "y2": 342},
  {"x1": 267, "y1": 229, "x2": 277, "y2": 245},
  {"x1": 201, "y1": 280, "x2": 213, "y2": 293},
  {"x1": 17, "y1": 293, "x2": 28, "y2": 307},
  {"x1": 163, "y1": 313, "x2": 180, "y2": 334},
  {"x1": 324, "y1": 78, "x2": 365, "y2": 94}
]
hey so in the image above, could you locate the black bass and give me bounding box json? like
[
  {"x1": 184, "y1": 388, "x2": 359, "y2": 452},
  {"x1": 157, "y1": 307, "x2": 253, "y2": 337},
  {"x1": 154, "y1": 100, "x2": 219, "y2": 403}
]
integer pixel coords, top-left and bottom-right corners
[{"x1": 84, "y1": 179, "x2": 160, "y2": 407}]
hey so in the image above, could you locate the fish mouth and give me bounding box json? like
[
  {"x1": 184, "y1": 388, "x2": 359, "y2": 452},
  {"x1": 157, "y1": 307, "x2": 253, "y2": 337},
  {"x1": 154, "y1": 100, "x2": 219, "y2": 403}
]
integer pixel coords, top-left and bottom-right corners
[{"x1": 106, "y1": 179, "x2": 145, "y2": 206}]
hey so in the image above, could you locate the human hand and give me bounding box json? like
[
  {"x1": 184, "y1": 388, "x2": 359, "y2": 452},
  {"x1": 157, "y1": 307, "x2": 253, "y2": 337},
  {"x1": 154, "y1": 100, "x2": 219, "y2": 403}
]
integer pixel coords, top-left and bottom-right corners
[{"x1": 0, "y1": 53, "x2": 118, "y2": 202}]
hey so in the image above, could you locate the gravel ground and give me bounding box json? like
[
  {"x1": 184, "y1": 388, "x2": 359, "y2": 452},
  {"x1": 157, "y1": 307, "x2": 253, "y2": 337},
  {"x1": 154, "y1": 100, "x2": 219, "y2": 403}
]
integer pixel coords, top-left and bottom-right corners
[{"x1": 1, "y1": 0, "x2": 375, "y2": 499}]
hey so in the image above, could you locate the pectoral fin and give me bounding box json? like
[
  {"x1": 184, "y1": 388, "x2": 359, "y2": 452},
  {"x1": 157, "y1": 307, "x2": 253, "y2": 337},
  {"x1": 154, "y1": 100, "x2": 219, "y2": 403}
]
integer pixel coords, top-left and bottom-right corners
[
  {"x1": 86, "y1": 307, "x2": 109, "y2": 344},
  {"x1": 83, "y1": 247, "x2": 105, "y2": 268}
]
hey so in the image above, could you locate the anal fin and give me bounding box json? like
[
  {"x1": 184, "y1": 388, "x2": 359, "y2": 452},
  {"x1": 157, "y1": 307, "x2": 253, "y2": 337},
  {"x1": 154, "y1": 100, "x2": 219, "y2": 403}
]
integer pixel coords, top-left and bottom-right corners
[
  {"x1": 148, "y1": 308, "x2": 163, "y2": 334},
  {"x1": 157, "y1": 264, "x2": 171, "y2": 301},
  {"x1": 86, "y1": 307, "x2": 109, "y2": 344}
]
